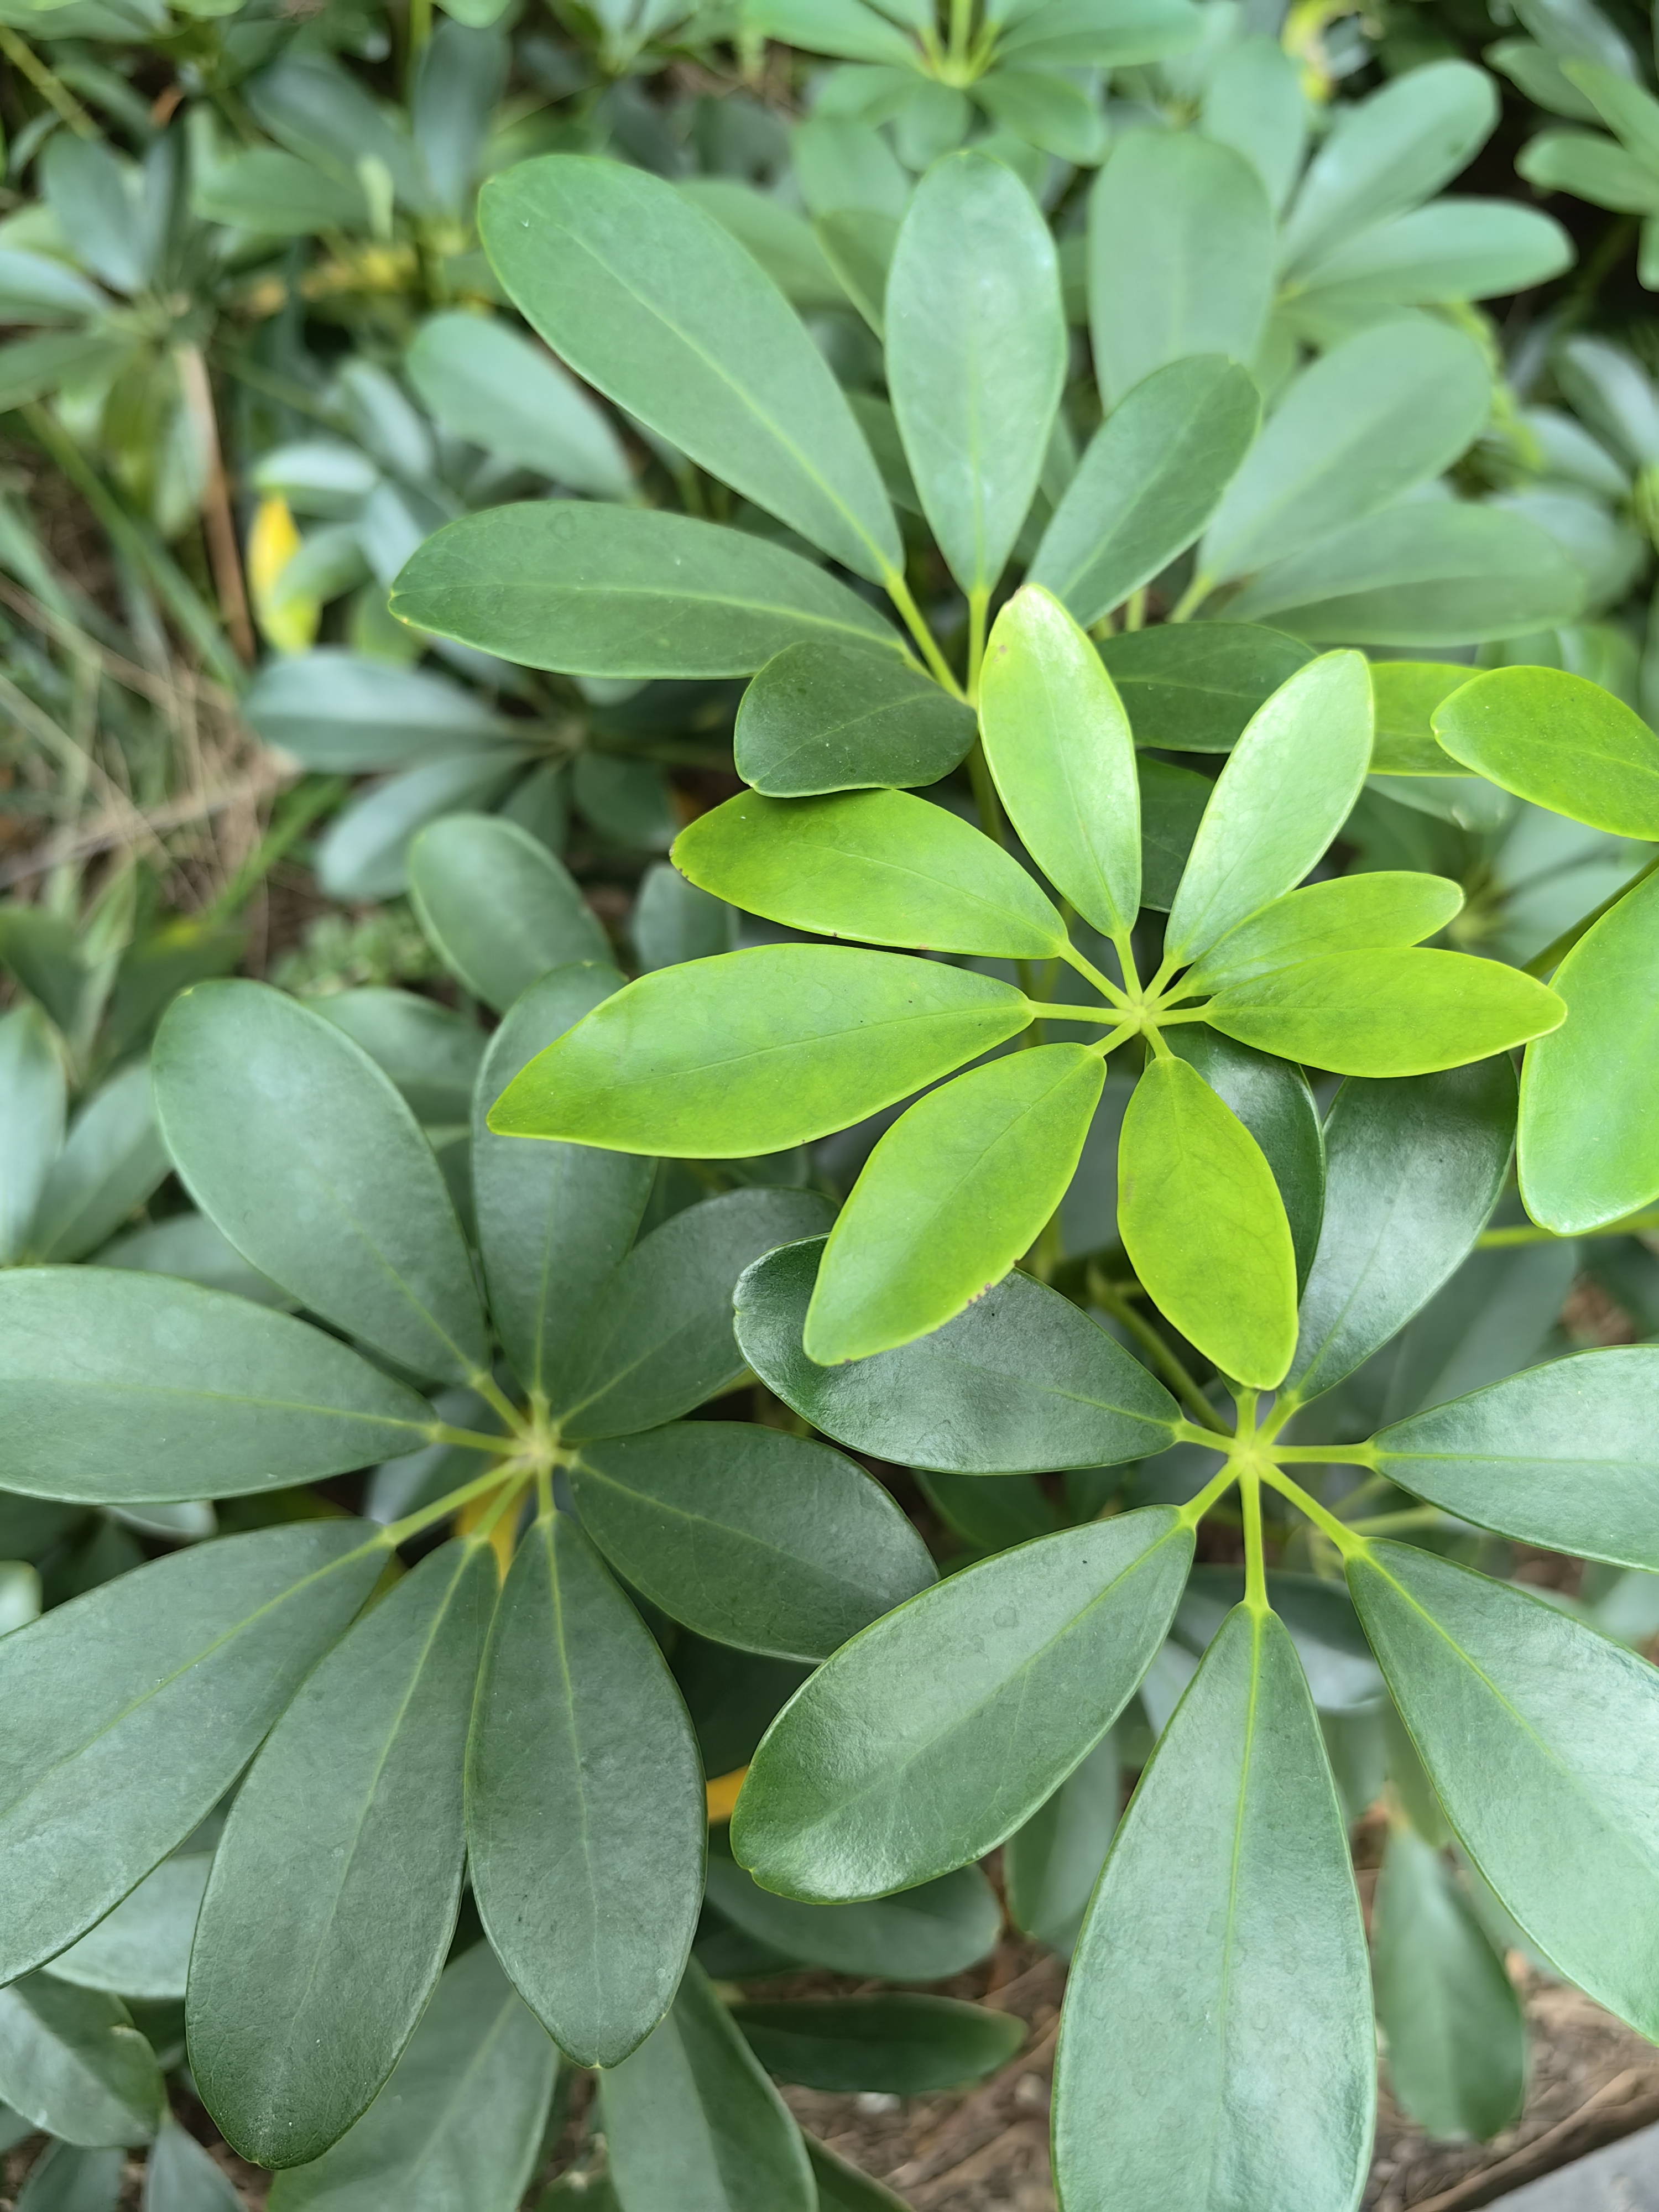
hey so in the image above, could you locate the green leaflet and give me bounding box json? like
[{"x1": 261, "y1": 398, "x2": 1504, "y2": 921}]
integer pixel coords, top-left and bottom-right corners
[
  {"x1": 1369, "y1": 662, "x2": 1468, "y2": 775},
  {"x1": 978, "y1": 585, "x2": 1140, "y2": 937},
  {"x1": 0, "y1": 1980, "x2": 163, "y2": 2148},
  {"x1": 466, "y1": 1513, "x2": 703, "y2": 2067},
  {"x1": 731, "y1": 1996, "x2": 1022, "y2": 2094},
  {"x1": 884, "y1": 149, "x2": 1063, "y2": 593},
  {"x1": 0, "y1": 1005, "x2": 64, "y2": 1265},
  {"x1": 805, "y1": 1044, "x2": 1105, "y2": 1363},
  {"x1": 1098, "y1": 622, "x2": 1315, "y2": 753},
  {"x1": 1349, "y1": 1542, "x2": 1659, "y2": 2040},
  {"x1": 1286, "y1": 202, "x2": 1569, "y2": 334},
  {"x1": 551, "y1": 1186, "x2": 833, "y2": 1441},
  {"x1": 487, "y1": 946, "x2": 1032, "y2": 1157},
  {"x1": 733, "y1": 1510, "x2": 1192, "y2": 1900},
  {"x1": 1052, "y1": 1608, "x2": 1374, "y2": 2212},
  {"x1": 734, "y1": 1236, "x2": 1180, "y2": 1472},
  {"x1": 27, "y1": 2143, "x2": 124, "y2": 2211},
  {"x1": 1184, "y1": 873, "x2": 1464, "y2": 993},
  {"x1": 680, "y1": 179, "x2": 848, "y2": 311},
  {"x1": 1201, "y1": 34, "x2": 1307, "y2": 210},
  {"x1": 1118, "y1": 1056, "x2": 1298, "y2": 1389},
  {"x1": 1205, "y1": 948, "x2": 1566, "y2": 1076},
  {"x1": 733, "y1": 641, "x2": 977, "y2": 797},
  {"x1": 1374, "y1": 1347, "x2": 1659, "y2": 1568},
  {"x1": 266, "y1": 1944, "x2": 556, "y2": 2212},
  {"x1": 920, "y1": 1468, "x2": 1058, "y2": 1552},
  {"x1": 244, "y1": 653, "x2": 515, "y2": 774},
  {"x1": 570, "y1": 1422, "x2": 935, "y2": 1661},
  {"x1": 1087, "y1": 133, "x2": 1274, "y2": 408},
  {"x1": 0, "y1": 1272, "x2": 430, "y2": 1502},
  {"x1": 1166, "y1": 1028, "x2": 1325, "y2": 1292},
  {"x1": 471, "y1": 964, "x2": 652, "y2": 1402},
  {"x1": 408, "y1": 815, "x2": 609, "y2": 1014},
  {"x1": 598, "y1": 1962, "x2": 814, "y2": 2212},
  {"x1": 704, "y1": 1850, "x2": 1000, "y2": 1979},
  {"x1": 315, "y1": 992, "x2": 485, "y2": 1126},
  {"x1": 1197, "y1": 319, "x2": 1492, "y2": 585},
  {"x1": 0, "y1": 1523, "x2": 384, "y2": 1985},
  {"x1": 806, "y1": 2136, "x2": 910, "y2": 2212},
  {"x1": 142, "y1": 2118, "x2": 244, "y2": 2212},
  {"x1": 1519, "y1": 865, "x2": 1659, "y2": 1232},
  {"x1": 389, "y1": 504, "x2": 899, "y2": 680},
  {"x1": 1372, "y1": 1825, "x2": 1526, "y2": 2144},
  {"x1": 1004, "y1": 1733, "x2": 1121, "y2": 1952},
  {"x1": 27, "y1": 1062, "x2": 167, "y2": 1265},
  {"x1": 154, "y1": 981, "x2": 487, "y2": 1386},
  {"x1": 672, "y1": 789, "x2": 1067, "y2": 957},
  {"x1": 1286, "y1": 1061, "x2": 1517, "y2": 1405},
  {"x1": 1434, "y1": 665, "x2": 1659, "y2": 838},
  {"x1": 478, "y1": 156, "x2": 898, "y2": 581},
  {"x1": 1029, "y1": 357, "x2": 1260, "y2": 629},
  {"x1": 48, "y1": 1854, "x2": 208, "y2": 2000},
  {"x1": 1163, "y1": 651, "x2": 1373, "y2": 967},
  {"x1": 188, "y1": 1540, "x2": 498, "y2": 2168},
  {"x1": 405, "y1": 310, "x2": 632, "y2": 500}
]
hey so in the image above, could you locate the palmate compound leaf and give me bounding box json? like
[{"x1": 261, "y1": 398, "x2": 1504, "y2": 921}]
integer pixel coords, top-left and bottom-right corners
[
  {"x1": 734, "y1": 1236, "x2": 1181, "y2": 1472},
  {"x1": 1349, "y1": 1542, "x2": 1659, "y2": 2041},
  {"x1": 1284, "y1": 1060, "x2": 1517, "y2": 1406},
  {"x1": 733, "y1": 1509, "x2": 1193, "y2": 1900},
  {"x1": 406, "y1": 813, "x2": 609, "y2": 1014},
  {"x1": 1433, "y1": 665, "x2": 1659, "y2": 837},
  {"x1": 0, "y1": 1271, "x2": 432, "y2": 1501},
  {"x1": 478, "y1": 156, "x2": 900, "y2": 583},
  {"x1": 154, "y1": 981, "x2": 487, "y2": 1386},
  {"x1": 569, "y1": 1422, "x2": 935, "y2": 1662},
  {"x1": 978, "y1": 585, "x2": 1140, "y2": 938},
  {"x1": 733, "y1": 641, "x2": 977, "y2": 797},
  {"x1": 0, "y1": 1979, "x2": 163, "y2": 2147},
  {"x1": 390, "y1": 505, "x2": 900, "y2": 681},
  {"x1": 672, "y1": 787, "x2": 1068, "y2": 957},
  {"x1": 466, "y1": 1511, "x2": 704, "y2": 2067},
  {"x1": 0, "y1": 1524, "x2": 386, "y2": 1986},
  {"x1": 486, "y1": 945, "x2": 1033, "y2": 1158},
  {"x1": 1517, "y1": 864, "x2": 1659, "y2": 1233},
  {"x1": 267, "y1": 1943, "x2": 557, "y2": 2212},
  {"x1": 730, "y1": 1995, "x2": 1022, "y2": 2094},
  {"x1": 804, "y1": 1043, "x2": 1106, "y2": 1363},
  {"x1": 1372, "y1": 1347, "x2": 1659, "y2": 1568},
  {"x1": 188, "y1": 1538, "x2": 498, "y2": 2168},
  {"x1": 1051, "y1": 1607, "x2": 1374, "y2": 2212}
]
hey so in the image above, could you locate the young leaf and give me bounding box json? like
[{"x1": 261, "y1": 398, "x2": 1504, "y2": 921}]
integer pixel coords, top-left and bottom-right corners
[
  {"x1": 1434, "y1": 665, "x2": 1659, "y2": 838},
  {"x1": 1373, "y1": 1347, "x2": 1659, "y2": 1567},
  {"x1": 467, "y1": 1513, "x2": 703, "y2": 2067},
  {"x1": 552, "y1": 1187, "x2": 834, "y2": 1441},
  {"x1": 731, "y1": 1996, "x2": 1022, "y2": 2093},
  {"x1": 1052, "y1": 1608, "x2": 1374, "y2": 2212},
  {"x1": 704, "y1": 1850, "x2": 1000, "y2": 1979},
  {"x1": 487, "y1": 946, "x2": 1032, "y2": 1157},
  {"x1": 734, "y1": 642, "x2": 977, "y2": 797},
  {"x1": 0, "y1": 1980, "x2": 163, "y2": 2147},
  {"x1": 1197, "y1": 320, "x2": 1491, "y2": 584},
  {"x1": 735, "y1": 1235, "x2": 1180, "y2": 1471},
  {"x1": 672, "y1": 789, "x2": 1067, "y2": 957},
  {"x1": 265, "y1": 1944, "x2": 556, "y2": 2212},
  {"x1": 390, "y1": 505, "x2": 899, "y2": 679},
  {"x1": 154, "y1": 981, "x2": 487, "y2": 1385},
  {"x1": 1166, "y1": 1028, "x2": 1324, "y2": 1291},
  {"x1": 1098, "y1": 624, "x2": 1315, "y2": 753},
  {"x1": 1370, "y1": 662, "x2": 1468, "y2": 775},
  {"x1": 1372, "y1": 1825, "x2": 1525, "y2": 2144},
  {"x1": 26, "y1": 1062, "x2": 166, "y2": 1265},
  {"x1": 1162, "y1": 651, "x2": 1373, "y2": 967},
  {"x1": 1004, "y1": 1733, "x2": 1121, "y2": 1952},
  {"x1": 598, "y1": 1962, "x2": 814, "y2": 2212},
  {"x1": 1087, "y1": 133, "x2": 1274, "y2": 408},
  {"x1": 479, "y1": 156, "x2": 899, "y2": 581},
  {"x1": 1349, "y1": 1542, "x2": 1659, "y2": 2039},
  {"x1": 1029, "y1": 357, "x2": 1260, "y2": 628},
  {"x1": 142, "y1": 2118, "x2": 244, "y2": 2212},
  {"x1": 884, "y1": 149, "x2": 1063, "y2": 594},
  {"x1": 978, "y1": 585, "x2": 1140, "y2": 936},
  {"x1": 408, "y1": 815, "x2": 609, "y2": 1013},
  {"x1": 0, "y1": 1005, "x2": 65, "y2": 1265},
  {"x1": 733, "y1": 1510, "x2": 1193, "y2": 1897},
  {"x1": 1118, "y1": 1056, "x2": 1298, "y2": 1388},
  {"x1": 405, "y1": 310, "x2": 632, "y2": 500},
  {"x1": 806, "y1": 1044, "x2": 1103, "y2": 1361},
  {"x1": 570, "y1": 1422, "x2": 935, "y2": 1661},
  {"x1": 188, "y1": 1540, "x2": 498, "y2": 2168},
  {"x1": 1519, "y1": 865, "x2": 1659, "y2": 1233},
  {"x1": 0, "y1": 1271, "x2": 429, "y2": 1503},
  {"x1": 1184, "y1": 873, "x2": 1464, "y2": 993},
  {"x1": 0, "y1": 1523, "x2": 385, "y2": 1984},
  {"x1": 472, "y1": 964, "x2": 652, "y2": 1402},
  {"x1": 1286, "y1": 1060, "x2": 1517, "y2": 1405}
]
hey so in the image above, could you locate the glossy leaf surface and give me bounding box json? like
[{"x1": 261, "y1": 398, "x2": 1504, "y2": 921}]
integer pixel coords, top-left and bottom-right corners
[
  {"x1": 1433, "y1": 665, "x2": 1659, "y2": 837},
  {"x1": 734, "y1": 642, "x2": 976, "y2": 796},
  {"x1": 1004, "y1": 1734, "x2": 1121, "y2": 1952},
  {"x1": 1185, "y1": 873, "x2": 1463, "y2": 993},
  {"x1": 408, "y1": 815, "x2": 608, "y2": 1013}
]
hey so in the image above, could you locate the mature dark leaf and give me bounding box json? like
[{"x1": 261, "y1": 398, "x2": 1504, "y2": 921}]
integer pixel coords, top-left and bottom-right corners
[
  {"x1": 1004, "y1": 1734, "x2": 1120, "y2": 1952},
  {"x1": 1098, "y1": 624, "x2": 1316, "y2": 753},
  {"x1": 732, "y1": 1996, "x2": 1022, "y2": 2094},
  {"x1": 314, "y1": 992, "x2": 484, "y2": 1128},
  {"x1": 408, "y1": 815, "x2": 609, "y2": 1013},
  {"x1": 704, "y1": 1851, "x2": 1000, "y2": 1979},
  {"x1": 733, "y1": 643, "x2": 976, "y2": 796}
]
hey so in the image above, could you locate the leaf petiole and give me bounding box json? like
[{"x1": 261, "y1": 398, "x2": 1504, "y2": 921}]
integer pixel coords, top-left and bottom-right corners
[
  {"x1": 382, "y1": 1459, "x2": 535, "y2": 1546},
  {"x1": 425, "y1": 1422, "x2": 522, "y2": 1455},
  {"x1": 468, "y1": 1371, "x2": 524, "y2": 1429},
  {"x1": 1260, "y1": 1465, "x2": 1369, "y2": 1559},
  {"x1": 1240, "y1": 1466, "x2": 1268, "y2": 1613},
  {"x1": 884, "y1": 568, "x2": 965, "y2": 698}
]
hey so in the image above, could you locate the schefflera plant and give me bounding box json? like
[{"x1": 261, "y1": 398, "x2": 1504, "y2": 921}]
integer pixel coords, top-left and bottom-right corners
[
  {"x1": 0, "y1": 966, "x2": 934, "y2": 2172},
  {"x1": 492, "y1": 587, "x2": 1563, "y2": 1387},
  {"x1": 716, "y1": 1052, "x2": 1659, "y2": 2212}
]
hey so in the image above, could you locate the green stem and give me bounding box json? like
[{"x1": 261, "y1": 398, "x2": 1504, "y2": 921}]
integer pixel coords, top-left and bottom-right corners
[
  {"x1": 1525, "y1": 849, "x2": 1659, "y2": 978},
  {"x1": 1240, "y1": 1466, "x2": 1267, "y2": 1612},
  {"x1": 885, "y1": 570, "x2": 964, "y2": 698},
  {"x1": 1024, "y1": 1000, "x2": 1120, "y2": 1022},
  {"x1": 1166, "y1": 571, "x2": 1213, "y2": 625},
  {"x1": 463, "y1": 1470, "x2": 531, "y2": 1545},
  {"x1": 426, "y1": 1422, "x2": 521, "y2": 1456},
  {"x1": 469, "y1": 1370, "x2": 524, "y2": 1430},
  {"x1": 1260, "y1": 1464, "x2": 1367, "y2": 1559},
  {"x1": 406, "y1": 0, "x2": 432, "y2": 90},
  {"x1": 965, "y1": 586, "x2": 989, "y2": 703},
  {"x1": 1057, "y1": 940, "x2": 1130, "y2": 1007},
  {"x1": 1087, "y1": 1021, "x2": 1139, "y2": 1060},
  {"x1": 1177, "y1": 1461, "x2": 1240, "y2": 1529},
  {"x1": 1272, "y1": 1443, "x2": 1378, "y2": 1467},
  {"x1": 0, "y1": 26, "x2": 97, "y2": 135},
  {"x1": 1092, "y1": 1274, "x2": 1231, "y2": 1433},
  {"x1": 383, "y1": 1460, "x2": 530, "y2": 1545},
  {"x1": 1123, "y1": 586, "x2": 1147, "y2": 633},
  {"x1": 1477, "y1": 1211, "x2": 1659, "y2": 1248},
  {"x1": 947, "y1": 0, "x2": 972, "y2": 69}
]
